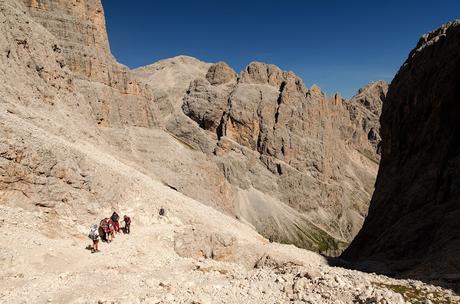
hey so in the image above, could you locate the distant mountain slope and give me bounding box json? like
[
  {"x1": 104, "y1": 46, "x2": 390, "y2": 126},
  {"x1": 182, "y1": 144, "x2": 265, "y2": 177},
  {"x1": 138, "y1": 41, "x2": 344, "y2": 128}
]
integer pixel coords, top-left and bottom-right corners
[{"x1": 135, "y1": 60, "x2": 386, "y2": 251}]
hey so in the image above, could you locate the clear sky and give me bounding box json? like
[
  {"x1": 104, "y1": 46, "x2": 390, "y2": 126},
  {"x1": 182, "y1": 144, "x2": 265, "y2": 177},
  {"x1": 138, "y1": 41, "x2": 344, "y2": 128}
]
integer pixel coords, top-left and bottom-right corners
[{"x1": 102, "y1": 0, "x2": 460, "y2": 98}]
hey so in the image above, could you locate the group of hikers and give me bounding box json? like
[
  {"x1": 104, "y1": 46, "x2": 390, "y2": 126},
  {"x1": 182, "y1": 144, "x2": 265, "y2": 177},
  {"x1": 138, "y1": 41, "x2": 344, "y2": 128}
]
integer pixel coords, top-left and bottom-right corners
[{"x1": 88, "y1": 212, "x2": 131, "y2": 253}]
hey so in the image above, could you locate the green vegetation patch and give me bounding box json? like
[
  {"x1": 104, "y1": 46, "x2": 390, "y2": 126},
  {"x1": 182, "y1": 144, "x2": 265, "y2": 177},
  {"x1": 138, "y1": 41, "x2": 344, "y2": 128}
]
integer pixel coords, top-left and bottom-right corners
[{"x1": 373, "y1": 283, "x2": 453, "y2": 304}]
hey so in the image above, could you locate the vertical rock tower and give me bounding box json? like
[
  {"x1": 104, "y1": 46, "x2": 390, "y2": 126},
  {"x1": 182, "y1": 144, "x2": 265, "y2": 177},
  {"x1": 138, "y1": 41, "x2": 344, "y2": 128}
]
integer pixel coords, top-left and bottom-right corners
[{"x1": 343, "y1": 21, "x2": 460, "y2": 278}]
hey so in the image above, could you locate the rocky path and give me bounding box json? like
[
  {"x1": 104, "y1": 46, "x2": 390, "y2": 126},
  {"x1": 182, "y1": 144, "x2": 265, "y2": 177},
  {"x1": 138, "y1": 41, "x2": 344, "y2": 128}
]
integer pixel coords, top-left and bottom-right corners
[{"x1": 0, "y1": 205, "x2": 458, "y2": 304}]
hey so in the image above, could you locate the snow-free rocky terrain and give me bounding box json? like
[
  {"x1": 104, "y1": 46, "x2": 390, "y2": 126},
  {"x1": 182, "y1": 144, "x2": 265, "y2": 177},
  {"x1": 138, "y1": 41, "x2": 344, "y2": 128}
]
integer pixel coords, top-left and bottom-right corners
[
  {"x1": 13, "y1": 0, "x2": 390, "y2": 253},
  {"x1": 343, "y1": 20, "x2": 460, "y2": 281},
  {"x1": 0, "y1": 0, "x2": 458, "y2": 303}
]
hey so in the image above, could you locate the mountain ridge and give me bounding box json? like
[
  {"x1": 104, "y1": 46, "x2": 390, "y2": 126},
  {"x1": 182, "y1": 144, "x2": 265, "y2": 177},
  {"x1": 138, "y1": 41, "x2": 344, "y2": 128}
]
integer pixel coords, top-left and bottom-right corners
[
  {"x1": 0, "y1": 1, "x2": 458, "y2": 302},
  {"x1": 11, "y1": 0, "x2": 385, "y2": 253}
]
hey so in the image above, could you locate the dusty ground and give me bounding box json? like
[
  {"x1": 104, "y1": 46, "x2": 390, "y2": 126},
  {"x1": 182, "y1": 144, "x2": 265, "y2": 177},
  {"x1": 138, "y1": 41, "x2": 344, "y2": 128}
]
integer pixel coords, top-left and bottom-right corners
[
  {"x1": 0, "y1": 203, "x2": 458, "y2": 304},
  {"x1": 0, "y1": 1, "x2": 459, "y2": 303}
]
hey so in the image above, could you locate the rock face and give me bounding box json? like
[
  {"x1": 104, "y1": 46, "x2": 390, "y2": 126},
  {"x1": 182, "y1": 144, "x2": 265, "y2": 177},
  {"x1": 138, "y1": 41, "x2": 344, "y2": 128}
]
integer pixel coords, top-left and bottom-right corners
[
  {"x1": 342, "y1": 21, "x2": 460, "y2": 278},
  {"x1": 21, "y1": 0, "x2": 121, "y2": 85},
  {"x1": 2, "y1": 1, "x2": 460, "y2": 301},
  {"x1": 136, "y1": 60, "x2": 386, "y2": 252},
  {"x1": 20, "y1": 0, "x2": 159, "y2": 129},
  {"x1": 347, "y1": 81, "x2": 388, "y2": 153},
  {"x1": 3, "y1": 0, "x2": 386, "y2": 254}
]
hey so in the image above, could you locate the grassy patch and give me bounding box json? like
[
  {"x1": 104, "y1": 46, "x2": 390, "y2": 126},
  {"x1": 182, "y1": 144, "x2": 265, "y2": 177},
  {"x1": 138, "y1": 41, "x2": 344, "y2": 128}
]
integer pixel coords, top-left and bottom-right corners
[
  {"x1": 359, "y1": 148, "x2": 380, "y2": 165},
  {"x1": 166, "y1": 131, "x2": 198, "y2": 150},
  {"x1": 374, "y1": 283, "x2": 453, "y2": 304},
  {"x1": 289, "y1": 220, "x2": 347, "y2": 255}
]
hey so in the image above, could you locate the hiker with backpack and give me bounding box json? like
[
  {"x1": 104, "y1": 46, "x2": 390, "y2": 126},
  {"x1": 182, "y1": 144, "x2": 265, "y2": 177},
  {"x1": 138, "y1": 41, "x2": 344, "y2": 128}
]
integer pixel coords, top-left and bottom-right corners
[
  {"x1": 88, "y1": 224, "x2": 100, "y2": 253},
  {"x1": 111, "y1": 212, "x2": 120, "y2": 233},
  {"x1": 100, "y1": 217, "x2": 111, "y2": 243},
  {"x1": 107, "y1": 217, "x2": 115, "y2": 239},
  {"x1": 123, "y1": 215, "x2": 131, "y2": 234}
]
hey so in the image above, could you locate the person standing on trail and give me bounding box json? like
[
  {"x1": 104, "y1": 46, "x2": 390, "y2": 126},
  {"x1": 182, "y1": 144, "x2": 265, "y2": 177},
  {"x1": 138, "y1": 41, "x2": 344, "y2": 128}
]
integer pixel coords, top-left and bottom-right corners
[
  {"x1": 111, "y1": 212, "x2": 120, "y2": 233},
  {"x1": 108, "y1": 217, "x2": 115, "y2": 239},
  {"x1": 88, "y1": 224, "x2": 100, "y2": 253},
  {"x1": 100, "y1": 217, "x2": 111, "y2": 243},
  {"x1": 123, "y1": 215, "x2": 131, "y2": 234}
]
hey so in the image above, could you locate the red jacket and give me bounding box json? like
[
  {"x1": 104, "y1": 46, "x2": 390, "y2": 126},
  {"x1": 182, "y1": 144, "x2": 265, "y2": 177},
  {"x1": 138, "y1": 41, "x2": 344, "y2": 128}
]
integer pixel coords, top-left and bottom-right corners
[
  {"x1": 100, "y1": 219, "x2": 110, "y2": 233},
  {"x1": 107, "y1": 219, "x2": 114, "y2": 232}
]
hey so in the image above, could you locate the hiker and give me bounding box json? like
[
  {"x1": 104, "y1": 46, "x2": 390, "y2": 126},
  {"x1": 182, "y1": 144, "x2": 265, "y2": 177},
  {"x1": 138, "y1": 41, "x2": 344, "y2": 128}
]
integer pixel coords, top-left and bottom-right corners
[
  {"x1": 123, "y1": 215, "x2": 131, "y2": 234},
  {"x1": 100, "y1": 217, "x2": 111, "y2": 242},
  {"x1": 108, "y1": 217, "x2": 115, "y2": 239},
  {"x1": 88, "y1": 224, "x2": 100, "y2": 253},
  {"x1": 111, "y1": 212, "x2": 120, "y2": 233}
]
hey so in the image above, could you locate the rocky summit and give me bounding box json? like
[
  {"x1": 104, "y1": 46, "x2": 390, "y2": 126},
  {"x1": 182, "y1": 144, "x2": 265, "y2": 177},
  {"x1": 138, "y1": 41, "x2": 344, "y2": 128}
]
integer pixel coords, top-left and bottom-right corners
[
  {"x1": 0, "y1": 0, "x2": 459, "y2": 303},
  {"x1": 136, "y1": 60, "x2": 386, "y2": 253}
]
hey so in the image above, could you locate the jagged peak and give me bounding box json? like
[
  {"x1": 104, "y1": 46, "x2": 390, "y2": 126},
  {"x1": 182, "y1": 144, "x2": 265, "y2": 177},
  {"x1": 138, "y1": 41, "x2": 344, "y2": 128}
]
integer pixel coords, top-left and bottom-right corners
[
  {"x1": 398, "y1": 20, "x2": 460, "y2": 75},
  {"x1": 349, "y1": 81, "x2": 387, "y2": 115},
  {"x1": 244, "y1": 61, "x2": 280, "y2": 70},
  {"x1": 206, "y1": 62, "x2": 237, "y2": 85},
  {"x1": 415, "y1": 20, "x2": 460, "y2": 53},
  {"x1": 239, "y1": 61, "x2": 283, "y2": 85},
  {"x1": 333, "y1": 92, "x2": 343, "y2": 105},
  {"x1": 308, "y1": 84, "x2": 325, "y2": 98},
  {"x1": 356, "y1": 80, "x2": 388, "y2": 95},
  {"x1": 239, "y1": 61, "x2": 307, "y2": 92}
]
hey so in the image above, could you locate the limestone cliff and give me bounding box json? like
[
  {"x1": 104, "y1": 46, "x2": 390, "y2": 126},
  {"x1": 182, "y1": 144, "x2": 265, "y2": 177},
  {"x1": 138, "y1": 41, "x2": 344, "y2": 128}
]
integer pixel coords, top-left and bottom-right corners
[
  {"x1": 2, "y1": 0, "x2": 386, "y2": 253},
  {"x1": 136, "y1": 61, "x2": 386, "y2": 252},
  {"x1": 347, "y1": 80, "x2": 388, "y2": 153},
  {"x1": 20, "y1": 0, "x2": 159, "y2": 128},
  {"x1": 1, "y1": 1, "x2": 460, "y2": 301},
  {"x1": 342, "y1": 21, "x2": 460, "y2": 279}
]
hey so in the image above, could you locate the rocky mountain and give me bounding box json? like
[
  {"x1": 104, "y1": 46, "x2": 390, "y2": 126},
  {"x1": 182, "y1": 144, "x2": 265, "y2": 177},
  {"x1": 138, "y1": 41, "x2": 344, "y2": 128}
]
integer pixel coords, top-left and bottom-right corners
[
  {"x1": 135, "y1": 60, "x2": 387, "y2": 252},
  {"x1": 342, "y1": 21, "x2": 460, "y2": 280},
  {"x1": 1, "y1": 0, "x2": 459, "y2": 302},
  {"x1": 347, "y1": 80, "x2": 388, "y2": 153},
  {"x1": 3, "y1": 0, "x2": 388, "y2": 254},
  {"x1": 20, "y1": 0, "x2": 160, "y2": 128}
]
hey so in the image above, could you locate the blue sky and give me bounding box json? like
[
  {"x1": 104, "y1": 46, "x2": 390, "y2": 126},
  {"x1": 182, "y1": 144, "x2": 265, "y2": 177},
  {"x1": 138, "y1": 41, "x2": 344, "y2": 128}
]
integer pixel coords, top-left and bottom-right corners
[{"x1": 102, "y1": 0, "x2": 460, "y2": 98}]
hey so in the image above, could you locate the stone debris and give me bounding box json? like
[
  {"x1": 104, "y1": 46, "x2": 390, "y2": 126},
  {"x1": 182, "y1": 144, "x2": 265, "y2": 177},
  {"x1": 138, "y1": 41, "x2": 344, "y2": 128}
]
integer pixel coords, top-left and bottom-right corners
[{"x1": 0, "y1": 1, "x2": 458, "y2": 303}]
